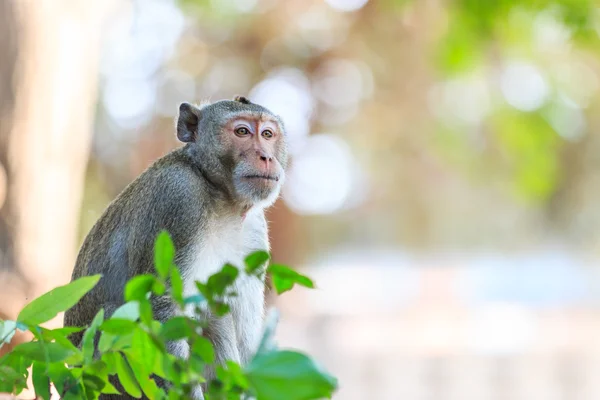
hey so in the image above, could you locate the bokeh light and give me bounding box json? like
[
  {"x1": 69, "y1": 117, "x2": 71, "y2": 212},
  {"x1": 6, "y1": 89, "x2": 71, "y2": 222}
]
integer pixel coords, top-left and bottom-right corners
[
  {"x1": 102, "y1": 77, "x2": 156, "y2": 130},
  {"x1": 429, "y1": 74, "x2": 491, "y2": 127},
  {"x1": 156, "y1": 70, "x2": 197, "y2": 117},
  {"x1": 100, "y1": 0, "x2": 185, "y2": 130},
  {"x1": 249, "y1": 68, "x2": 314, "y2": 154},
  {"x1": 323, "y1": 0, "x2": 369, "y2": 13},
  {"x1": 545, "y1": 94, "x2": 586, "y2": 141},
  {"x1": 500, "y1": 61, "x2": 550, "y2": 112},
  {"x1": 296, "y1": 7, "x2": 349, "y2": 52},
  {"x1": 313, "y1": 59, "x2": 366, "y2": 108},
  {"x1": 283, "y1": 134, "x2": 356, "y2": 215}
]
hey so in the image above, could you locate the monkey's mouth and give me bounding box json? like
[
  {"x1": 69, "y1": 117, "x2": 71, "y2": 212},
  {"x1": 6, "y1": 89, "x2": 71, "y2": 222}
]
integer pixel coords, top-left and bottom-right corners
[{"x1": 244, "y1": 174, "x2": 280, "y2": 182}]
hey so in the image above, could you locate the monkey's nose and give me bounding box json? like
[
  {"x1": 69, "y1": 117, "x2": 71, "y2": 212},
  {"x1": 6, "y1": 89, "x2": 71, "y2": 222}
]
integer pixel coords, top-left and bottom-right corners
[{"x1": 257, "y1": 151, "x2": 273, "y2": 165}]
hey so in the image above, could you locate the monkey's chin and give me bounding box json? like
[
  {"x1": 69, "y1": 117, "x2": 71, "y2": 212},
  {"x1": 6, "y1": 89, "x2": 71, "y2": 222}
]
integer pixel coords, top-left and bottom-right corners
[{"x1": 234, "y1": 177, "x2": 283, "y2": 209}]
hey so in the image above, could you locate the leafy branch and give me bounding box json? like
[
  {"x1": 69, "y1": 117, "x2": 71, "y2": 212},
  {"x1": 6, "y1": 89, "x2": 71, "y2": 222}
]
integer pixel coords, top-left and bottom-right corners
[{"x1": 0, "y1": 230, "x2": 337, "y2": 400}]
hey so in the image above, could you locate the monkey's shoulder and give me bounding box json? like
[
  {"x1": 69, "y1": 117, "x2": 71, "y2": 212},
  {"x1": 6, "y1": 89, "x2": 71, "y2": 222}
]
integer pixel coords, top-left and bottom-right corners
[
  {"x1": 132, "y1": 150, "x2": 206, "y2": 199},
  {"x1": 81, "y1": 150, "x2": 207, "y2": 257}
]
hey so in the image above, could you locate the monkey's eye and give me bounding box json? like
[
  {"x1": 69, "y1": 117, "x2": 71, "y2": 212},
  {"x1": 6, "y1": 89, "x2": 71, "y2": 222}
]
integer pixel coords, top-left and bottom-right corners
[
  {"x1": 261, "y1": 129, "x2": 274, "y2": 139},
  {"x1": 235, "y1": 127, "x2": 250, "y2": 136}
]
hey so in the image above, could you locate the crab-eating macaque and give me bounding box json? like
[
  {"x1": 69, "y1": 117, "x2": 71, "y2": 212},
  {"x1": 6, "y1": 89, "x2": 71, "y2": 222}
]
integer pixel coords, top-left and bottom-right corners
[{"x1": 64, "y1": 96, "x2": 288, "y2": 399}]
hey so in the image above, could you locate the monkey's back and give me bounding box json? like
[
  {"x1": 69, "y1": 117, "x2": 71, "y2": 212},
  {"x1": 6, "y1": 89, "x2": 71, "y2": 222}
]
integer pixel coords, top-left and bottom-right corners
[{"x1": 64, "y1": 147, "x2": 207, "y2": 343}]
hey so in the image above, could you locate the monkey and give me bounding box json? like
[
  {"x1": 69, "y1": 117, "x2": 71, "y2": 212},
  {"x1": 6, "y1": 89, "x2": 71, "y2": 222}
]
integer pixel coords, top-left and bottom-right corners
[{"x1": 63, "y1": 96, "x2": 288, "y2": 399}]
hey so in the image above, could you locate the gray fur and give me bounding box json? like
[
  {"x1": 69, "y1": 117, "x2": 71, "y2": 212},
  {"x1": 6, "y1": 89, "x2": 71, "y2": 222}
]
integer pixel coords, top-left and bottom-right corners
[{"x1": 64, "y1": 97, "x2": 288, "y2": 399}]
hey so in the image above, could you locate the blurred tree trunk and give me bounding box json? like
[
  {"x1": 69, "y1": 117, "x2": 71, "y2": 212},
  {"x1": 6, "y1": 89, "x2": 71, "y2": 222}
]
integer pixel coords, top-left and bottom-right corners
[
  {"x1": 0, "y1": 0, "x2": 113, "y2": 352},
  {"x1": 0, "y1": 0, "x2": 28, "y2": 355},
  {"x1": 0, "y1": 0, "x2": 20, "y2": 280}
]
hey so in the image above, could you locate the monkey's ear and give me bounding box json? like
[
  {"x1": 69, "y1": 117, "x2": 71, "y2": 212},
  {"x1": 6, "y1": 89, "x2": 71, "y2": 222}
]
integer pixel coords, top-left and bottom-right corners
[{"x1": 177, "y1": 102, "x2": 201, "y2": 143}]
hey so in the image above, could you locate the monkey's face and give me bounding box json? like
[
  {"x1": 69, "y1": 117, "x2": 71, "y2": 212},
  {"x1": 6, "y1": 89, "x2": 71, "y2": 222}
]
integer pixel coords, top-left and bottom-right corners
[
  {"x1": 223, "y1": 114, "x2": 287, "y2": 207},
  {"x1": 177, "y1": 99, "x2": 288, "y2": 208}
]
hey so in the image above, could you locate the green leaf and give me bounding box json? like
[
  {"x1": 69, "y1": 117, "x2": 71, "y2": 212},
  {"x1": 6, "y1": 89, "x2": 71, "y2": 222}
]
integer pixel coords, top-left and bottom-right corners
[
  {"x1": 82, "y1": 372, "x2": 106, "y2": 391},
  {"x1": 207, "y1": 264, "x2": 239, "y2": 295},
  {"x1": 213, "y1": 302, "x2": 230, "y2": 317},
  {"x1": 146, "y1": 330, "x2": 167, "y2": 354},
  {"x1": 197, "y1": 264, "x2": 239, "y2": 303},
  {"x1": 83, "y1": 358, "x2": 108, "y2": 375},
  {"x1": 138, "y1": 298, "x2": 154, "y2": 325},
  {"x1": 159, "y1": 317, "x2": 193, "y2": 341},
  {"x1": 100, "y1": 319, "x2": 138, "y2": 335},
  {"x1": 170, "y1": 266, "x2": 184, "y2": 306},
  {"x1": 32, "y1": 361, "x2": 51, "y2": 400},
  {"x1": 38, "y1": 327, "x2": 80, "y2": 356},
  {"x1": 98, "y1": 330, "x2": 134, "y2": 353},
  {"x1": 124, "y1": 350, "x2": 162, "y2": 399},
  {"x1": 152, "y1": 279, "x2": 166, "y2": 296},
  {"x1": 150, "y1": 349, "x2": 168, "y2": 380},
  {"x1": 209, "y1": 360, "x2": 248, "y2": 397},
  {"x1": 13, "y1": 341, "x2": 74, "y2": 362},
  {"x1": 154, "y1": 230, "x2": 175, "y2": 279},
  {"x1": 124, "y1": 275, "x2": 157, "y2": 302},
  {"x1": 47, "y1": 363, "x2": 78, "y2": 396},
  {"x1": 245, "y1": 250, "x2": 270, "y2": 275},
  {"x1": 101, "y1": 352, "x2": 120, "y2": 374},
  {"x1": 130, "y1": 328, "x2": 159, "y2": 375},
  {"x1": 115, "y1": 352, "x2": 142, "y2": 398},
  {"x1": 83, "y1": 360, "x2": 116, "y2": 396},
  {"x1": 220, "y1": 360, "x2": 248, "y2": 389},
  {"x1": 17, "y1": 275, "x2": 101, "y2": 325},
  {"x1": 63, "y1": 387, "x2": 84, "y2": 400},
  {"x1": 112, "y1": 301, "x2": 140, "y2": 321},
  {"x1": 101, "y1": 381, "x2": 121, "y2": 395},
  {"x1": 227, "y1": 360, "x2": 249, "y2": 388},
  {"x1": 0, "y1": 365, "x2": 27, "y2": 394},
  {"x1": 41, "y1": 326, "x2": 85, "y2": 339},
  {"x1": 267, "y1": 264, "x2": 315, "y2": 295},
  {"x1": 82, "y1": 309, "x2": 104, "y2": 364},
  {"x1": 191, "y1": 336, "x2": 215, "y2": 364},
  {"x1": 245, "y1": 350, "x2": 337, "y2": 400},
  {"x1": 160, "y1": 354, "x2": 185, "y2": 387},
  {"x1": 0, "y1": 350, "x2": 30, "y2": 391}
]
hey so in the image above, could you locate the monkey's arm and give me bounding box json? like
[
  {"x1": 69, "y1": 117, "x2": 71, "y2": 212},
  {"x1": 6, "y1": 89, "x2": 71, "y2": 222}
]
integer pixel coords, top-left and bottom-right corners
[{"x1": 202, "y1": 313, "x2": 242, "y2": 379}]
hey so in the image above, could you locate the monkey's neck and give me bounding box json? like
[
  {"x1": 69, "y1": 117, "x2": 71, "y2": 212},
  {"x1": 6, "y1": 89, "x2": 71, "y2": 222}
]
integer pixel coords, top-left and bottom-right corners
[
  {"x1": 181, "y1": 146, "x2": 262, "y2": 221},
  {"x1": 183, "y1": 145, "x2": 235, "y2": 199}
]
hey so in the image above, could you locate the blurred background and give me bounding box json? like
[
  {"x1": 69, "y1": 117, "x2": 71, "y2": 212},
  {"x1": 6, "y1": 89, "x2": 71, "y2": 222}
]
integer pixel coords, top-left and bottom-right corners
[{"x1": 2, "y1": 0, "x2": 600, "y2": 398}]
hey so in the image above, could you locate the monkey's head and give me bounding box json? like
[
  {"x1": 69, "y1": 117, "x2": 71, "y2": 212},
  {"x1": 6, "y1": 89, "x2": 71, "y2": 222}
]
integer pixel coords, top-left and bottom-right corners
[{"x1": 176, "y1": 96, "x2": 288, "y2": 208}]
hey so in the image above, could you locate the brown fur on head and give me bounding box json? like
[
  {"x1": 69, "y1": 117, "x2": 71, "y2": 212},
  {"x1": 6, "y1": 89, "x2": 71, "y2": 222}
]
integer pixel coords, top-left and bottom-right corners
[{"x1": 234, "y1": 95, "x2": 252, "y2": 104}]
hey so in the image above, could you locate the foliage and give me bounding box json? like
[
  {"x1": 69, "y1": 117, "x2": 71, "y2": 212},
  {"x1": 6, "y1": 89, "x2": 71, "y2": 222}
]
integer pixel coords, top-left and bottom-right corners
[
  {"x1": 438, "y1": 0, "x2": 598, "y2": 74},
  {"x1": 430, "y1": 0, "x2": 600, "y2": 202},
  {"x1": 0, "y1": 231, "x2": 336, "y2": 400}
]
